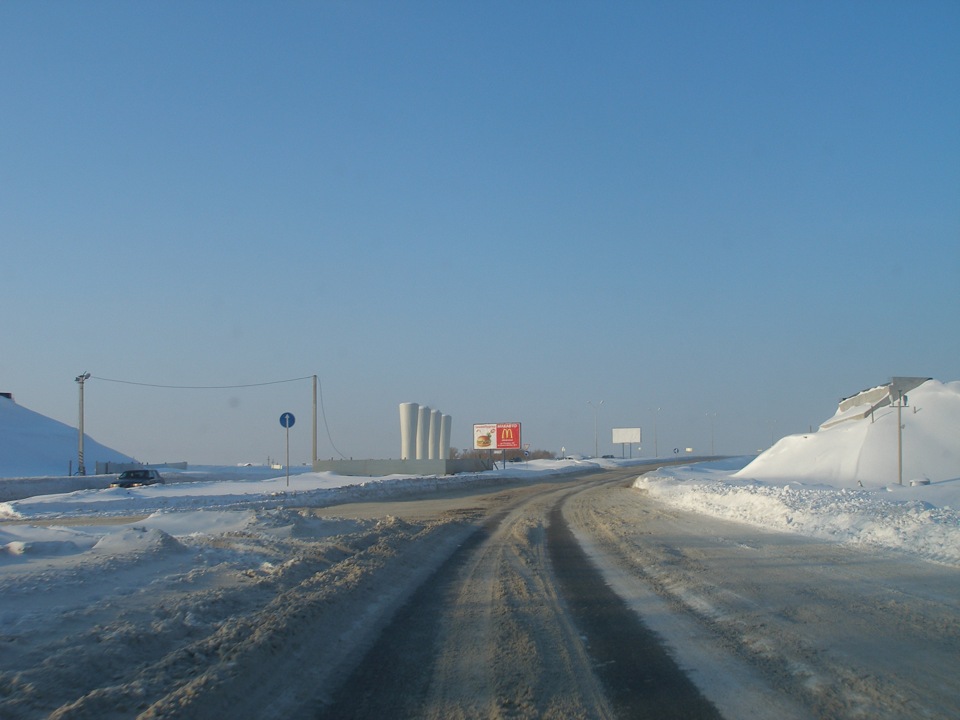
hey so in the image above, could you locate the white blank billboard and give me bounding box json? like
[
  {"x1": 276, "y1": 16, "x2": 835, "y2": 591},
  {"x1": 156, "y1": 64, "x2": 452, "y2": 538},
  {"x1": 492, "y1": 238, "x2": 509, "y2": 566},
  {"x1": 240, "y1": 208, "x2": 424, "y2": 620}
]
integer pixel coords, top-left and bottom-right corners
[{"x1": 612, "y1": 427, "x2": 642, "y2": 444}]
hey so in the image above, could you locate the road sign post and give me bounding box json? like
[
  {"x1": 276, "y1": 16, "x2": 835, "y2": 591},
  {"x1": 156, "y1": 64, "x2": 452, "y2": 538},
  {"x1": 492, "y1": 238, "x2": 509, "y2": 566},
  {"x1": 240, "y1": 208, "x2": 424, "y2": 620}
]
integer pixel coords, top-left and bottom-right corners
[{"x1": 280, "y1": 412, "x2": 296, "y2": 487}]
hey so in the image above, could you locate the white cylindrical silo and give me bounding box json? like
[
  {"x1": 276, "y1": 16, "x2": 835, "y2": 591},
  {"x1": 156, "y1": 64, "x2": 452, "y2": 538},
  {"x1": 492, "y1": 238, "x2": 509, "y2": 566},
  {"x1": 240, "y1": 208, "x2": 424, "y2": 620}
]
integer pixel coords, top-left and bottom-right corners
[
  {"x1": 428, "y1": 409, "x2": 441, "y2": 459},
  {"x1": 440, "y1": 414, "x2": 452, "y2": 460},
  {"x1": 416, "y1": 405, "x2": 431, "y2": 459},
  {"x1": 399, "y1": 402, "x2": 419, "y2": 460}
]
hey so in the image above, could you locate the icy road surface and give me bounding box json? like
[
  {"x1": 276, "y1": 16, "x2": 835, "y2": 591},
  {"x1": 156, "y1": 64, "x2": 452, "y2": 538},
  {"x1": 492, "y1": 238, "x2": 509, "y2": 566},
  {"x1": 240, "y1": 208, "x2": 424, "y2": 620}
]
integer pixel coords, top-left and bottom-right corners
[{"x1": 1, "y1": 466, "x2": 957, "y2": 719}]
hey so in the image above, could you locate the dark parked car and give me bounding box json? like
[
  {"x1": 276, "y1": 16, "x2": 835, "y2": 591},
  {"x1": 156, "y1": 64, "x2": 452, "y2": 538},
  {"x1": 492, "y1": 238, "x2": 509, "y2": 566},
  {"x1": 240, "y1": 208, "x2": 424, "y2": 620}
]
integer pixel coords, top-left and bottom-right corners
[{"x1": 111, "y1": 469, "x2": 164, "y2": 488}]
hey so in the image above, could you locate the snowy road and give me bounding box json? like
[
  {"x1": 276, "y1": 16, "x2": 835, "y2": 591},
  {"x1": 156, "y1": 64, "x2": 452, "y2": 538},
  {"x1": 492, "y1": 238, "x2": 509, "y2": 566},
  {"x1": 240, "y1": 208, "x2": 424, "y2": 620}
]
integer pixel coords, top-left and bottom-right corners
[
  {"x1": 320, "y1": 466, "x2": 721, "y2": 719},
  {"x1": 1, "y1": 465, "x2": 958, "y2": 719},
  {"x1": 566, "y1": 473, "x2": 960, "y2": 719},
  {"x1": 315, "y1": 466, "x2": 960, "y2": 719}
]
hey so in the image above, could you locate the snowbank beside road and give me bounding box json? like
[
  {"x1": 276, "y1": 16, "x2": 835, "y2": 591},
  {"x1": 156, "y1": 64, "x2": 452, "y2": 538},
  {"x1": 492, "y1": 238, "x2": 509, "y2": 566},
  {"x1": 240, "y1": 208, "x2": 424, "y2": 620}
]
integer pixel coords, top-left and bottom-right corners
[
  {"x1": 0, "y1": 459, "x2": 600, "y2": 562},
  {"x1": 636, "y1": 381, "x2": 960, "y2": 566},
  {"x1": 0, "y1": 459, "x2": 591, "y2": 521},
  {"x1": 636, "y1": 461, "x2": 960, "y2": 566}
]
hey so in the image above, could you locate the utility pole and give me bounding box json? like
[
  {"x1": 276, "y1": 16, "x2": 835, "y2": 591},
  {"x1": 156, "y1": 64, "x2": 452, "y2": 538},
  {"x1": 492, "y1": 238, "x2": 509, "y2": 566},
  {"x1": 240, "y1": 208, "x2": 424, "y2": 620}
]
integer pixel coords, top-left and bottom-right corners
[
  {"x1": 75, "y1": 372, "x2": 91, "y2": 475},
  {"x1": 888, "y1": 377, "x2": 929, "y2": 486},
  {"x1": 895, "y1": 389, "x2": 907, "y2": 486}
]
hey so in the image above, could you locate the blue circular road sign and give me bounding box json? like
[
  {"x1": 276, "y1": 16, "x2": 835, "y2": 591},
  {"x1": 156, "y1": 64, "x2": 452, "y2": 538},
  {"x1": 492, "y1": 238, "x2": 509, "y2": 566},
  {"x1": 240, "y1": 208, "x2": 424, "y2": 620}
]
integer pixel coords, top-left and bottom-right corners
[{"x1": 280, "y1": 412, "x2": 296, "y2": 428}]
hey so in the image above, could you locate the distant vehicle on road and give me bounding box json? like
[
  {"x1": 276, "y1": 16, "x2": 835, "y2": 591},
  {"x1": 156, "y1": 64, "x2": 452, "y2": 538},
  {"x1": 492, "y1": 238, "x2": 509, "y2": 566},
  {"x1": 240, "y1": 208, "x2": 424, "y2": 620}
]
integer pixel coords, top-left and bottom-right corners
[{"x1": 111, "y1": 469, "x2": 164, "y2": 488}]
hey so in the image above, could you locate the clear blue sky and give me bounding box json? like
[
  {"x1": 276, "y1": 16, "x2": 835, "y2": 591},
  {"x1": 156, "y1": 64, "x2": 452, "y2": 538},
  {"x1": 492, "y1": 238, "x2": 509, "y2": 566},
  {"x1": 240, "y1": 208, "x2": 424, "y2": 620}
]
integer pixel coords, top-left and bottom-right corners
[{"x1": 2, "y1": 1, "x2": 958, "y2": 466}]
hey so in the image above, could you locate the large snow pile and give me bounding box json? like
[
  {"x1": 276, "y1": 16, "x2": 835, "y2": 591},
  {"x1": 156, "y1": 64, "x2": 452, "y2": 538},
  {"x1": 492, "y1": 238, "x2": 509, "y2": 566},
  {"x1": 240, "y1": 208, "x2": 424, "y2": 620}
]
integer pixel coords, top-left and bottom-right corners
[
  {"x1": 0, "y1": 460, "x2": 591, "y2": 522},
  {"x1": 0, "y1": 459, "x2": 593, "y2": 561},
  {"x1": 734, "y1": 379, "x2": 960, "y2": 486},
  {"x1": 0, "y1": 396, "x2": 134, "y2": 477},
  {"x1": 636, "y1": 379, "x2": 960, "y2": 566}
]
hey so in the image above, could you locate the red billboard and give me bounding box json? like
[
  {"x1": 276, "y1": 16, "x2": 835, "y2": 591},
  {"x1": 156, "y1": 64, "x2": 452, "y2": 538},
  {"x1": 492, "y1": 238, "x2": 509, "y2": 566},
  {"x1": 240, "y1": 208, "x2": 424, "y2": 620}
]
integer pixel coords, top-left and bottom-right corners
[{"x1": 473, "y1": 423, "x2": 522, "y2": 450}]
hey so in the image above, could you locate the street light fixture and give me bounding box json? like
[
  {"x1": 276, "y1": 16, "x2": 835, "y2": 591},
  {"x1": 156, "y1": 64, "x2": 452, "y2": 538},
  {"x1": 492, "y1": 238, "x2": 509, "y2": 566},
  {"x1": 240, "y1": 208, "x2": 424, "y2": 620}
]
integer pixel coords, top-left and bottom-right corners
[
  {"x1": 75, "y1": 372, "x2": 91, "y2": 475},
  {"x1": 650, "y1": 407, "x2": 660, "y2": 457},
  {"x1": 588, "y1": 400, "x2": 603, "y2": 457},
  {"x1": 650, "y1": 408, "x2": 660, "y2": 457}
]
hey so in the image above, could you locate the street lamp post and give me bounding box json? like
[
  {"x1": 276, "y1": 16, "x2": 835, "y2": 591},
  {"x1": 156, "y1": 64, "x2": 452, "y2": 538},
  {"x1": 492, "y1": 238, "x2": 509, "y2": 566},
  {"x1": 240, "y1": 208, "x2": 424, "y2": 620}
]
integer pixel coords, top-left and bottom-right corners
[
  {"x1": 706, "y1": 411, "x2": 716, "y2": 455},
  {"x1": 588, "y1": 400, "x2": 603, "y2": 457},
  {"x1": 75, "y1": 372, "x2": 91, "y2": 475},
  {"x1": 649, "y1": 407, "x2": 660, "y2": 457}
]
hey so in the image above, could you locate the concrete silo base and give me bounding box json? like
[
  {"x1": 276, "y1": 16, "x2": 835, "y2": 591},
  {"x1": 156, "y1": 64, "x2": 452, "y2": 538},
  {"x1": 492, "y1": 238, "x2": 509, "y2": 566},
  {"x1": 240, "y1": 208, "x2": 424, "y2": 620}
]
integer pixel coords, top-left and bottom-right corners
[{"x1": 312, "y1": 458, "x2": 490, "y2": 477}]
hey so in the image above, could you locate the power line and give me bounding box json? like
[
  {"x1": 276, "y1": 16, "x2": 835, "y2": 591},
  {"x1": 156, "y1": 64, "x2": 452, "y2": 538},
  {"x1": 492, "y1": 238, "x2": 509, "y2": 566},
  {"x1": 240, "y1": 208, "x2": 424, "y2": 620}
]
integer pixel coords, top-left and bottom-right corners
[
  {"x1": 89, "y1": 373, "x2": 348, "y2": 460},
  {"x1": 316, "y1": 374, "x2": 347, "y2": 460},
  {"x1": 90, "y1": 375, "x2": 314, "y2": 389}
]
